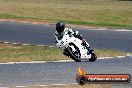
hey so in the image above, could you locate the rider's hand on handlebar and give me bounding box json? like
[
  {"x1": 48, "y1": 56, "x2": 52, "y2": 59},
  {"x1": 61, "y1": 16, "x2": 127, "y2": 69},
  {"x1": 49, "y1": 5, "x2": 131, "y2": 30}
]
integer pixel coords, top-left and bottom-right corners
[{"x1": 68, "y1": 31, "x2": 72, "y2": 37}]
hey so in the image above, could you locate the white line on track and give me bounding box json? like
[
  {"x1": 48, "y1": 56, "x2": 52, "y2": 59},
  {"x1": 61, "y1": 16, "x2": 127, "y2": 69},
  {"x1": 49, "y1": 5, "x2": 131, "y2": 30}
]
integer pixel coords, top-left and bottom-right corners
[
  {"x1": 49, "y1": 46, "x2": 55, "y2": 47},
  {"x1": 0, "y1": 83, "x2": 78, "y2": 88},
  {"x1": 0, "y1": 60, "x2": 74, "y2": 64},
  {"x1": 97, "y1": 57, "x2": 114, "y2": 59},
  {"x1": 1, "y1": 55, "x2": 132, "y2": 65},
  {"x1": 36, "y1": 45, "x2": 45, "y2": 47},
  {"x1": 12, "y1": 43, "x2": 20, "y2": 45},
  {"x1": 113, "y1": 29, "x2": 132, "y2": 32},
  {"x1": 3, "y1": 42, "x2": 10, "y2": 44},
  {"x1": 51, "y1": 84, "x2": 67, "y2": 86},
  {"x1": 15, "y1": 86, "x2": 28, "y2": 88},
  {"x1": 39, "y1": 85, "x2": 50, "y2": 87},
  {"x1": 84, "y1": 28, "x2": 108, "y2": 31},
  {"x1": 116, "y1": 56, "x2": 126, "y2": 58},
  {"x1": 22, "y1": 44, "x2": 31, "y2": 46}
]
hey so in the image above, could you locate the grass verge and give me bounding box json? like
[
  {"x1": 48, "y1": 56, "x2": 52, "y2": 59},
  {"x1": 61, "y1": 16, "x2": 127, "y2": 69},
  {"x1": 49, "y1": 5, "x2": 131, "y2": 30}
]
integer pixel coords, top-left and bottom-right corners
[
  {"x1": 0, "y1": 0, "x2": 132, "y2": 29},
  {"x1": 0, "y1": 13, "x2": 132, "y2": 29},
  {"x1": 0, "y1": 43, "x2": 127, "y2": 63}
]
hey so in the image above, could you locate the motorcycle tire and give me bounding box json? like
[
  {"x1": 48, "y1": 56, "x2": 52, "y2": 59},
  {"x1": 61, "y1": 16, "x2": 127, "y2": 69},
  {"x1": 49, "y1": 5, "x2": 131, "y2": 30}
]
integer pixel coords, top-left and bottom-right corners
[
  {"x1": 66, "y1": 43, "x2": 81, "y2": 62},
  {"x1": 89, "y1": 53, "x2": 97, "y2": 62}
]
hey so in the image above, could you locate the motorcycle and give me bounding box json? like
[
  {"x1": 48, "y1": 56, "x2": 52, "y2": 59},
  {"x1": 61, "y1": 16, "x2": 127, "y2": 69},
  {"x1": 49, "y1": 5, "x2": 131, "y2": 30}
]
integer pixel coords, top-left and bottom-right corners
[{"x1": 55, "y1": 32, "x2": 97, "y2": 62}]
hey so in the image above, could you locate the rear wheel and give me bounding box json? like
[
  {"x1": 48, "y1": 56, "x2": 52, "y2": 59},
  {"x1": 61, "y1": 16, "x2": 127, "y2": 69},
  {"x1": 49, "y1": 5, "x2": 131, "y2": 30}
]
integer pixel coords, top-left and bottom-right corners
[
  {"x1": 89, "y1": 53, "x2": 97, "y2": 62},
  {"x1": 66, "y1": 43, "x2": 81, "y2": 62}
]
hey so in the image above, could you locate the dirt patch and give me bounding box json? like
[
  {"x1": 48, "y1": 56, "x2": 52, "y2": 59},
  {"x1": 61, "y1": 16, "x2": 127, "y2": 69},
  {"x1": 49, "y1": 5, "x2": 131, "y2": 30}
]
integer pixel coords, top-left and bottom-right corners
[
  {"x1": 0, "y1": 18, "x2": 51, "y2": 25},
  {"x1": 66, "y1": 24, "x2": 107, "y2": 29},
  {"x1": 0, "y1": 18, "x2": 129, "y2": 31}
]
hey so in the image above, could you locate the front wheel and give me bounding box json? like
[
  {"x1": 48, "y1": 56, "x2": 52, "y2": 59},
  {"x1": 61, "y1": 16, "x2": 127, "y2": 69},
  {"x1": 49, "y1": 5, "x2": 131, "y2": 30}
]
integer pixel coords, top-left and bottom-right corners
[
  {"x1": 89, "y1": 53, "x2": 97, "y2": 62},
  {"x1": 66, "y1": 43, "x2": 81, "y2": 62}
]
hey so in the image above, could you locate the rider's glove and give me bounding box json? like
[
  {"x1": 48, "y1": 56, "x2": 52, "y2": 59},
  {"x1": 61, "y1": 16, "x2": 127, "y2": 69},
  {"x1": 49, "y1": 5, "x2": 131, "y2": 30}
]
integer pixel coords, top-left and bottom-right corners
[{"x1": 68, "y1": 31, "x2": 72, "y2": 37}]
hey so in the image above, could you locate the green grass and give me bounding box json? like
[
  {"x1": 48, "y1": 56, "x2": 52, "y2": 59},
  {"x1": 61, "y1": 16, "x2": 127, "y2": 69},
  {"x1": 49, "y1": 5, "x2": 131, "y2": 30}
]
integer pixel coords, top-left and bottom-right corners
[
  {"x1": 0, "y1": 43, "x2": 67, "y2": 62},
  {"x1": 0, "y1": 0, "x2": 132, "y2": 29},
  {"x1": 0, "y1": 43, "x2": 128, "y2": 63}
]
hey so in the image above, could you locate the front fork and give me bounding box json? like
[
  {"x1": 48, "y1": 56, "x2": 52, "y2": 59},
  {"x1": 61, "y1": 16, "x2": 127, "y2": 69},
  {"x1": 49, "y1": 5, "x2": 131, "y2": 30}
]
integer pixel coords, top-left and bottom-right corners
[
  {"x1": 81, "y1": 40, "x2": 93, "y2": 54},
  {"x1": 89, "y1": 49, "x2": 94, "y2": 54}
]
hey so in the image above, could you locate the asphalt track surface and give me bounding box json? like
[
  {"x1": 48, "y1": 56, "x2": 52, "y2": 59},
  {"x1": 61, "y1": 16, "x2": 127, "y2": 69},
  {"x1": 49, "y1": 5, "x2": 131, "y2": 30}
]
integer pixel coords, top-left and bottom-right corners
[
  {"x1": 0, "y1": 21, "x2": 132, "y2": 52},
  {"x1": 0, "y1": 22, "x2": 132, "y2": 88},
  {"x1": 0, "y1": 57, "x2": 132, "y2": 88}
]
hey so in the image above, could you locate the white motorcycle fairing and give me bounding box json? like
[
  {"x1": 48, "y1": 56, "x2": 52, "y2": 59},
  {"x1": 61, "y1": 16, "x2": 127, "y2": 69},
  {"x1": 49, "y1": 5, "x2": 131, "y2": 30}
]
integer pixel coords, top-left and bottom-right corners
[{"x1": 56, "y1": 32, "x2": 91, "y2": 60}]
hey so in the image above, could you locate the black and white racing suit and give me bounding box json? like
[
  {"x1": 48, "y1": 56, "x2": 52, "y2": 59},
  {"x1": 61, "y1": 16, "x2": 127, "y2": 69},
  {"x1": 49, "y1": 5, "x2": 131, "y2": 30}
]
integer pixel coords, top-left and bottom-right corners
[{"x1": 54, "y1": 28, "x2": 90, "y2": 48}]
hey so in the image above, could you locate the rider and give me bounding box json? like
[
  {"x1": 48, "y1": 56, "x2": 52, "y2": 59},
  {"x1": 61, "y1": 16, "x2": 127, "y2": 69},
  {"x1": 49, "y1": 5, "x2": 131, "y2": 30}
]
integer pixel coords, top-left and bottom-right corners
[{"x1": 54, "y1": 21, "x2": 90, "y2": 49}]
